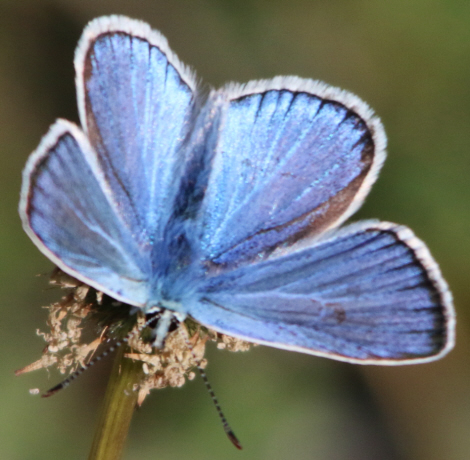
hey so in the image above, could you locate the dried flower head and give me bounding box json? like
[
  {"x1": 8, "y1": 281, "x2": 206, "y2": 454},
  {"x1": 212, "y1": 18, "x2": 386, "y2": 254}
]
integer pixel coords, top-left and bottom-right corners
[{"x1": 16, "y1": 268, "x2": 254, "y2": 404}]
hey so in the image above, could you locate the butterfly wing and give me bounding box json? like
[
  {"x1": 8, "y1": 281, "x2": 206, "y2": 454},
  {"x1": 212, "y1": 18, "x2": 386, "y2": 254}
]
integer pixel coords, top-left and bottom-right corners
[
  {"x1": 194, "y1": 78, "x2": 386, "y2": 267},
  {"x1": 20, "y1": 16, "x2": 197, "y2": 306},
  {"x1": 20, "y1": 120, "x2": 150, "y2": 305},
  {"x1": 75, "y1": 15, "x2": 196, "y2": 244},
  {"x1": 189, "y1": 222, "x2": 455, "y2": 363}
]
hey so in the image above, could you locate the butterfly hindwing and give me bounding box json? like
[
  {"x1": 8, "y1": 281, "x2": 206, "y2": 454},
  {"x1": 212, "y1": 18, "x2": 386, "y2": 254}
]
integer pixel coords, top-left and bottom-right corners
[
  {"x1": 189, "y1": 222, "x2": 454, "y2": 363},
  {"x1": 20, "y1": 120, "x2": 149, "y2": 305}
]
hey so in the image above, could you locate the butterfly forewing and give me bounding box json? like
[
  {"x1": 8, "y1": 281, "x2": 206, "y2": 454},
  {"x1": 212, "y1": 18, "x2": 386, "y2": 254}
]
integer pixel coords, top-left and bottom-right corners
[
  {"x1": 195, "y1": 78, "x2": 386, "y2": 267},
  {"x1": 76, "y1": 16, "x2": 197, "y2": 244}
]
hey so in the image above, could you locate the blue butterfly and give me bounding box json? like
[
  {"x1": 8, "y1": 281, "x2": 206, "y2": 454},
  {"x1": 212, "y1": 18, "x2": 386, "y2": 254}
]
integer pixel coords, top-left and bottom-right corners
[{"x1": 20, "y1": 15, "x2": 455, "y2": 364}]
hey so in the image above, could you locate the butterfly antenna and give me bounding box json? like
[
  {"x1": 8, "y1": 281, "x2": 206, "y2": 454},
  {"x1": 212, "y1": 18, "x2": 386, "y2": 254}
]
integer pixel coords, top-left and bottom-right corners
[
  {"x1": 41, "y1": 313, "x2": 159, "y2": 398},
  {"x1": 178, "y1": 327, "x2": 242, "y2": 450}
]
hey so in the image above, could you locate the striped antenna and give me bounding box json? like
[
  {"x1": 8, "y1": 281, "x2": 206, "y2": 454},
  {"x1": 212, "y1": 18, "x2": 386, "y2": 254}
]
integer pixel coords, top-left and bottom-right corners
[
  {"x1": 41, "y1": 311, "x2": 162, "y2": 398},
  {"x1": 178, "y1": 327, "x2": 242, "y2": 450},
  {"x1": 41, "y1": 310, "x2": 242, "y2": 449}
]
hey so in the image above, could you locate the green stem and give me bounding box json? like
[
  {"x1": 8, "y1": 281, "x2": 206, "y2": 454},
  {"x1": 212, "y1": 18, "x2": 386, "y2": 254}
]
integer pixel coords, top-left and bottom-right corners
[{"x1": 88, "y1": 346, "x2": 143, "y2": 460}]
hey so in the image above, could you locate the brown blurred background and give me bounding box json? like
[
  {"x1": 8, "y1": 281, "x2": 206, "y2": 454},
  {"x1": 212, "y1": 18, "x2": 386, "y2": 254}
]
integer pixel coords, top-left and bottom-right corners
[{"x1": 1, "y1": 1, "x2": 469, "y2": 459}]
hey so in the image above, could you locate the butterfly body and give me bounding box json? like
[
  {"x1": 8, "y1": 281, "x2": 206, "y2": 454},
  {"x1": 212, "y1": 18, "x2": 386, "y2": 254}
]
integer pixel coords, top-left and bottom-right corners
[{"x1": 20, "y1": 15, "x2": 455, "y2": 365}]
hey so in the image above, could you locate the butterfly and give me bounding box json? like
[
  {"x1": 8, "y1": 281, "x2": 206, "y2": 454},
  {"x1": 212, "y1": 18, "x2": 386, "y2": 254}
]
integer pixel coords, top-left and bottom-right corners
[{"x1": 20, "y1": 15, "x2": 455, "y2": 365}]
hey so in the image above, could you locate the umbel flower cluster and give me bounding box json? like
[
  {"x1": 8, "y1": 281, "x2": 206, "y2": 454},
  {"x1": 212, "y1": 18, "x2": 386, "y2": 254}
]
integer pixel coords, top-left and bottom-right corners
[{"x1": 16, "y1": 268, "x2": 253, "y2": 405}]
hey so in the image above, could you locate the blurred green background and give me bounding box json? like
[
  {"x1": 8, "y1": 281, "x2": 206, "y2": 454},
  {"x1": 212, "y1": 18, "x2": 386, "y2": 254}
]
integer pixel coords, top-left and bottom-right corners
[{"x1": 1, "y1": 1, "x2": 469, "y2": 459}]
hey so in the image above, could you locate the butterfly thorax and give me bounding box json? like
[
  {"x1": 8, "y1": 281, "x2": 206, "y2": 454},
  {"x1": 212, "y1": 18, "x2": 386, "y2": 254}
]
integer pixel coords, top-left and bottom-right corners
[{"x1": 145, "y1": 217, "x2": 203, "y2": 314}]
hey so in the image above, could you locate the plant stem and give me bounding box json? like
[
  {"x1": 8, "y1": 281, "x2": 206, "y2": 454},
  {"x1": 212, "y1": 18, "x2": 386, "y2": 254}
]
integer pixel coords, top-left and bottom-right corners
[{"x1": 88, "y1": 346, "x2": 142, "y2": 460}]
